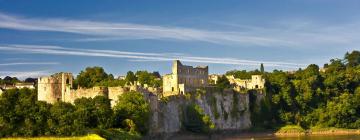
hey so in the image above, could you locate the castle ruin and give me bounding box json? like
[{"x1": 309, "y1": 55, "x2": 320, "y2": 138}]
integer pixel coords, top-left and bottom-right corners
[
  {"x1": 37, "y1": 72, "x2": 159, "y2": 106},
  {"x1": 38, "y1": 72, "x2": 73, "y2": 104},
  {"x1": 162, "y1": 60, "x2": 208, "y2": 96},
  {"x1": 226, "y1": 75, "x2": 265, "y2": 90},
  {"x1": 37, "y1": 60, "x2": 264, "y2": 105}
]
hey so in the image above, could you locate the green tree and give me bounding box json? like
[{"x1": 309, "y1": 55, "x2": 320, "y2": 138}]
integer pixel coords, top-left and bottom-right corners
[
  {"x1": 76, "y1": 66, "x2": 109, "y2": 88},
  {"x1": 135, "y1": 71, "x2": 162, "y2": 87},
  {"x1": 215, "y1": 75, "x2": 231, "y2": 90},
  {"x1": 49, "y1": 102, "x2": 76, "y2": 136},
  {"x1": 260, "y1": 63, "x2": 265, "y2": 73},
  {"x1": 345, "y1": 50, "x2": 360, "y2": 67},
  {"x1": 93, "y1": 96, "x2": 113, "y2": 129},
  {"x1": 74, "y1": 98, "x2": 96, "y2": 128},
  {"x1": 113, "y1": 91, "x2": 150, "y2": 135},
  {"x1": 3, "y1": 76, "x2": 20, "y2": 85},
  {"x1": 125, "y1": 71, "x2": 137, "y2": 85}
]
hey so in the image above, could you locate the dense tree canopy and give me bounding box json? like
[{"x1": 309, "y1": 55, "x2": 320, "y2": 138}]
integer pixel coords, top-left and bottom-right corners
[
  {"x1": 74, "y1": 67, "x2": 129, "y2": 88},
  {"x1": 74, "y1": 68, "x2": 161, "y2": 88},
  {"x1": 345, "y1": 50, "x2": 360, "y2": 67},
  {"x1": 0, "y1": 88, "x2": 149, "y2": 137},
  {"x1": 113, "y1": 91, "x2": 150, "y2": 135},
  {"x1": 250, "y1": 50, "x2": 360, "y2": 129},
  {"x1": 215, "y1": 75, "x2": 231, "y2": 90},
  {"x1": 76, "y1": 66, "x2": 109, "y2": 88},
  {"x1": 2, "y1": 76, "x2": 20, "y2": 85},
  {"x1": 135, "y1": 71, "x2": 162, "y2": 87},
  {"x1": 226, "y1": 69, "x2": 262, "y2": 79}
]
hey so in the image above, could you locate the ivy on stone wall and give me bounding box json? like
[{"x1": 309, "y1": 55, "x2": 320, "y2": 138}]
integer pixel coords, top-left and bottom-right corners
[
  {"x1": 230, "y1": 92, "x2": 240, "y2": 120},
  {"x1": 207, "y1": 96, "x2": 219, "y2": 119},
  {"x1": 182, "y1": 103, "x2": 215, "y2": 133},
  {"x1": 220, "y1": 102, "x2": 228, "y2": 121}
]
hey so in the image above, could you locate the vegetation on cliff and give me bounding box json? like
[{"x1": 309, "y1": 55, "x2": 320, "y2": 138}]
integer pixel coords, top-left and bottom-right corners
[
  {"x1": 248, "y1": 50, "x2": 360, "y2": 130},
  {"x1": 182, "y1": 103, "x2": 215, "y2": 133}
]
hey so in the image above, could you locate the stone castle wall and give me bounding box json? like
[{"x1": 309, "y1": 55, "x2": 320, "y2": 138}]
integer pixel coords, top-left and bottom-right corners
[
  {"x1": 38, "y1": 73, "x2": 161, "y2": 106},
  {"x1": 227, "y1": 75, "x2": 265, "y2": 90},
  {"x1": 64, "y1": 87, "x2": 108, "y2": 103},
  {"x1": 163, "y1": 60, "x2": 209, "y2": 96},
  {"x1": 38, "y1": 73, "x2": 159, "y2": 107},
  {"x1": 108, "y1": 86, "x2": 129, "y2": 106}
]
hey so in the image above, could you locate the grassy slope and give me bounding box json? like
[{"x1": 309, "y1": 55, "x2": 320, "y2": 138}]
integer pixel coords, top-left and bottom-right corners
[{"x1": 275, "y1": 125, "x2": 360, "y2": 136}]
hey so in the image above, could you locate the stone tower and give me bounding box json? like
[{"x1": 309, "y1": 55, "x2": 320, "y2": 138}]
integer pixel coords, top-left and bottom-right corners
[{"x1": 38, "y1": 72, "x2": 73, "y2": 104}]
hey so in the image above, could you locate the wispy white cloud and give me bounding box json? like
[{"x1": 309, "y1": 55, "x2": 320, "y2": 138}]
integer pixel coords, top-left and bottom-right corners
[
  {"x1": 0, "y1": 62, "x2": 59, "y2": 66},
  {"x1": 212, "y1": 20, "x2": 360, "y2": 48},
  {"x1": 0, "y1": 12, "x2": 302, "y2": 47},
  {"x1": 0, "y1": 12, "x2": 359, "y2": 48},
  {"x1": 0, "y1": 70, "x2": 50, "y2": 79},
  {"x1": 0, "y1": 44, "x2": 306, "y2": 69}
]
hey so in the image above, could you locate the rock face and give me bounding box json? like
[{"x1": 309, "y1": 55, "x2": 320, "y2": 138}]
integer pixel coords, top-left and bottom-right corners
[{"x1": 148, "y1": 89, "x2": 251, "y2": 135}]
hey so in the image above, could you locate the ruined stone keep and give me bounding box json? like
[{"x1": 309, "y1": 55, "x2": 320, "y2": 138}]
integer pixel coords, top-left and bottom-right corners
[
  {"x1": 163, "y1": 60, "x2": 208, "y2": 96},
  {"x1": 38, "y1": 72, "x2": 73, "y2": 104}
]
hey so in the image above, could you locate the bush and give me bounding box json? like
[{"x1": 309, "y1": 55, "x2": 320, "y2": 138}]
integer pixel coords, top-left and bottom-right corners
[{"x1": 113, "y1": 91, "x2": 150, "y2": 135}]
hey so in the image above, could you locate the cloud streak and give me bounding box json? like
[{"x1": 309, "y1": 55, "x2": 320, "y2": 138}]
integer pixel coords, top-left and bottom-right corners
[
  {"x1": 0, "y1": 44, "x2": 306, "y2": 69},
  {"x1": 1, "y1": 12, "x2": 359, "y2": 48},
  {"x1": 0, "y1": 12, "x2": 307, "y2": 47},
  {"x1": 0, "y1": 70, "x2": 50, "y2": 79},
  {"x1": 0, "y1": 62, "x2": 59, "y2": 66}
]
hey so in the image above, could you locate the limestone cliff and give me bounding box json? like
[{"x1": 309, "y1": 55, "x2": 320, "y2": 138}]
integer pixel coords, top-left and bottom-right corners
[{"x1": 148, "y1": 89, "x2": 251, "y2": 135}]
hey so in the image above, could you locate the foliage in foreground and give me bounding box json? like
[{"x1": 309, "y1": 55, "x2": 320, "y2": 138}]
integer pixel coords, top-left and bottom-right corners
[
  {"x1": 0, "y1": 88, "x2": 149, "y2": 138},
  {"x1": 113, "y1": 91, "x2": 150, "y2": 135}
]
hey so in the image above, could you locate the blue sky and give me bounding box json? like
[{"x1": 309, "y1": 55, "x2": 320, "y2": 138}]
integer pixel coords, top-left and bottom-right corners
[{"x1": 0, "y1": 0, "x2": 359, "y2": 79}]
